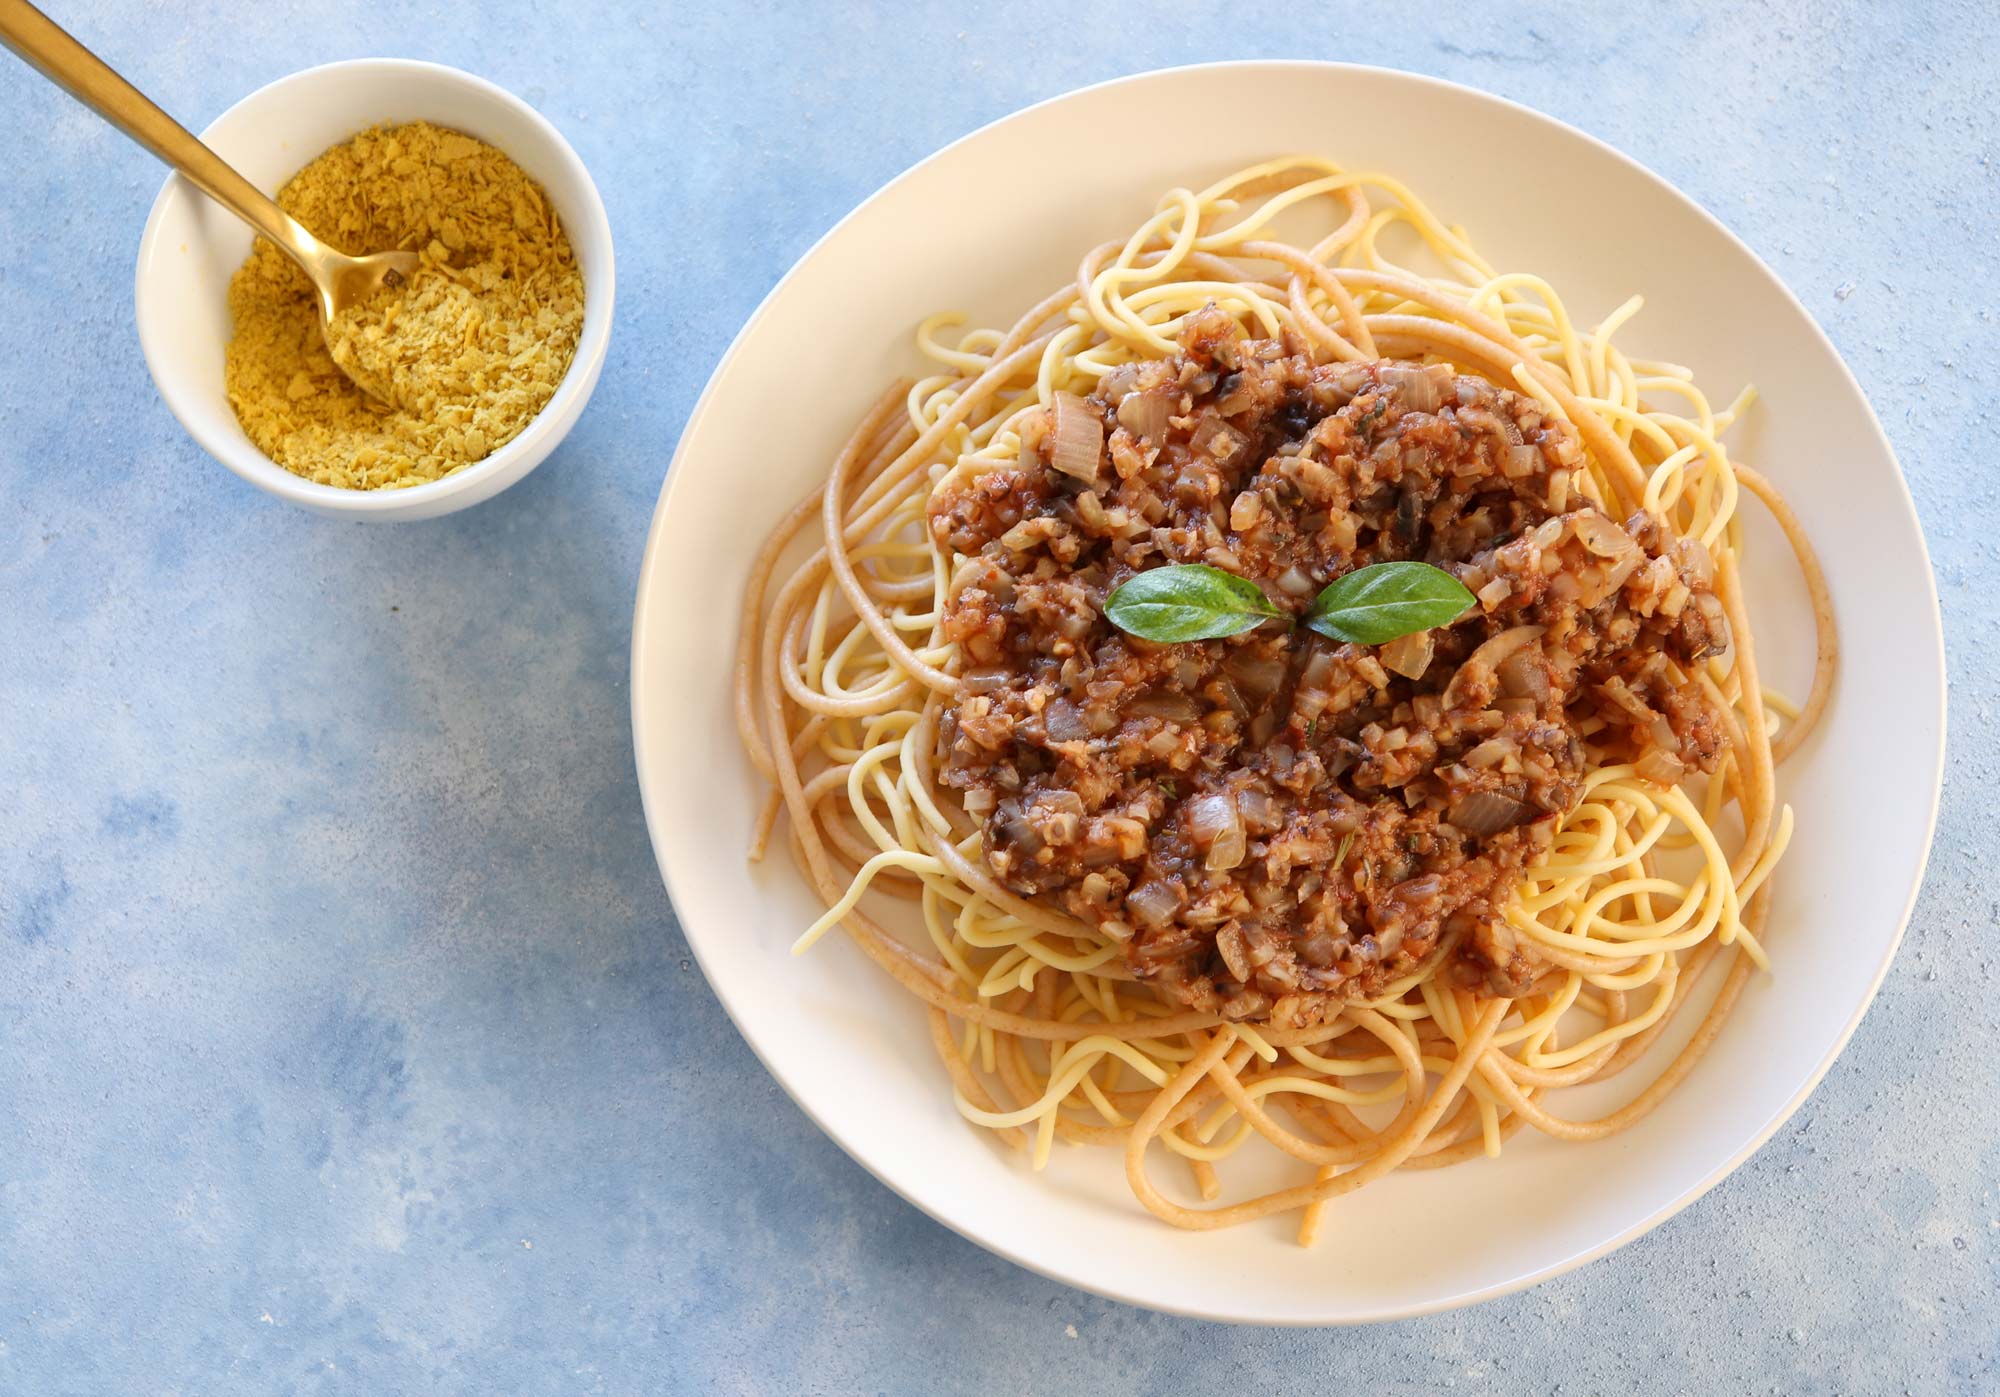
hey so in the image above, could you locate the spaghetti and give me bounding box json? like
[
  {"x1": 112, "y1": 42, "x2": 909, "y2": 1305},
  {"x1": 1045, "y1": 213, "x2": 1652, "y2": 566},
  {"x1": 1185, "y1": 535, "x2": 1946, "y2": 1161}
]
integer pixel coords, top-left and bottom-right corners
[{"x1": 733, "y1": 157, "x2": 1836, "y2": 1242}]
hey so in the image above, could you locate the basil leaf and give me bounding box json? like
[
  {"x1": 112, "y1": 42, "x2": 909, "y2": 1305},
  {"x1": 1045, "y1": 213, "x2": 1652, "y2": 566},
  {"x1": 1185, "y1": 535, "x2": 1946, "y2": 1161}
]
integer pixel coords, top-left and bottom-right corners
[
  {"x1": 1303, "y1": 561, "x2": 1475, "y2": 645},
  {"x1": 1104, "y1": 564, "x2": 1282, "y2": 643}
]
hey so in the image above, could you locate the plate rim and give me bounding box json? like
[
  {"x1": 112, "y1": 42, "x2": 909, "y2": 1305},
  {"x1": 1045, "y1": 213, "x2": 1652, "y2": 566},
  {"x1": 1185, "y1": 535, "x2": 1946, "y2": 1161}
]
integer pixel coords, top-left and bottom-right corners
[{"x1": 630, "y1": 59, "x2": 1947, "y2": 1324}]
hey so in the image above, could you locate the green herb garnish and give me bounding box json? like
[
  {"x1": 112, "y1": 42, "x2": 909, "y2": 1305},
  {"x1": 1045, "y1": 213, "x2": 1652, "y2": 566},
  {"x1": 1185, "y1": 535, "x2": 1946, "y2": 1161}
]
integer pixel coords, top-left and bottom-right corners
[
  {"x1": 1103, "y1": 560, "x2": 1473, "y2": 648},
  {"x1": 1301, "y1": 561, "x2": 1476, "y2": 645},
  {"x1": 1101, "y1": 564, "x2": 1283, "y2": 643}
]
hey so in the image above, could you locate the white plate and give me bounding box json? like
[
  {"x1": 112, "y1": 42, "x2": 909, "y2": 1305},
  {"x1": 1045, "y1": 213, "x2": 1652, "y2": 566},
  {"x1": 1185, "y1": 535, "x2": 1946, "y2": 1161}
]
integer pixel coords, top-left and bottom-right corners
[{"x1": 631, "y1": 63, "x2": 1944, "y2": 1324}]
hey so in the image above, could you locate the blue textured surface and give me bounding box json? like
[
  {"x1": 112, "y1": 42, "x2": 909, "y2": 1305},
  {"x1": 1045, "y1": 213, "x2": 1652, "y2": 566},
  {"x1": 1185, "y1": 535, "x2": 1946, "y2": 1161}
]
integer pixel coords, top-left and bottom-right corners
[{"x1": 2, "y1": 2, "x2": 1995, "y2": 1392}]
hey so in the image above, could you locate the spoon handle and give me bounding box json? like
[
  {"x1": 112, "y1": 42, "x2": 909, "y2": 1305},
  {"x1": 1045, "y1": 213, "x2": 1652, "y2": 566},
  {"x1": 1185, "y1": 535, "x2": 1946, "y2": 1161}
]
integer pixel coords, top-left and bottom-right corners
[{"x1": 0, "y1": 0, "x2": 333, "y2": 276}]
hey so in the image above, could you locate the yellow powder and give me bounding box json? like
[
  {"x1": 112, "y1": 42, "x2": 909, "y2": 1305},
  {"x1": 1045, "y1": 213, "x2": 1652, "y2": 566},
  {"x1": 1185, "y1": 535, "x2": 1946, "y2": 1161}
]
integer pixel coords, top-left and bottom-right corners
[{"x1": 223, "y1": 121, "x2": 585, "y2": 490}]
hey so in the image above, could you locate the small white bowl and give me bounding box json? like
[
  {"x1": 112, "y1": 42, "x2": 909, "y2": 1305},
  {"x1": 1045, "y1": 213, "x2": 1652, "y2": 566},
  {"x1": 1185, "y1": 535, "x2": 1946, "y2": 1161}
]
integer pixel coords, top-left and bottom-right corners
[{"x1": 134, "y1": 59, "x2": 614, "y2": 521}]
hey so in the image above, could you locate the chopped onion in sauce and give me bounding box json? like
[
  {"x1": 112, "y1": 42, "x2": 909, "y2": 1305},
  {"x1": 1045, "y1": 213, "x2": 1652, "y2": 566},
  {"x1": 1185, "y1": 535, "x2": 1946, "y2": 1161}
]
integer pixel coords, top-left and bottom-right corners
[
  {"x1": 1206, "y1": 822, "x2": 1247, "y2": 871},
  {"x1": 1127, "y1": 878, "x2": 1182, "y2": 928},
  {"x1": 1038, "y1": 789, "x2": 1085, "y2": 817},
  {"x1": 996, "y1": 803, "x2": 1044, "y2": 855},
  {"x1": 1497, "y1": 647, "x2": 1550, "y2": 703},
  {"x1": 1216, "y1": 925, "x2": 1253, "y2": 980},
  {"x1": 1581, "y1": 550, "x2": 1646, "y2": 605},
  {"x1": 1186, "y1": 792, "x2": 1238, "y2": 848},
  {"x1": 1300, "y1": 647, "x2": 1337, "y2": 691},
  {"x1": 1043, "y1": 697, "x2": 1089, "y2": 742},
  {"x1": 1127, "y1": 691, "x2": 1203, "y2": 723},
  {"x1": 1192, "y1": 417, "x2": 1248, "y2": 461},
  {"x1": 1442, "y1": 625, "x2": 1545, "y2": 708},
  {"x1": 1116, "y1": 389, "x2": 1173, "y2": 442},
  {"x1": 1447, "y1": 791, "x2": 1535, "y2": 836},
  {"x1": 1049, "y1": 391, "x2": 1104, "y2": 482},
  {"x1": 1097, "y1": 364, "x2": 1141, "y2": 401},
  {"x1": 1573, "y1": 511, "x2": 1638, "y2": 558},
  {"x1": 1223, "y1": 650, "x2": 1287, "y2": 702},
  {"x1": 1381, "y1": 363, "x2": 1442, "y2": 412},
  {"x1": 1379, "y1": 629, "x2": 1435, "y2": 680},
  {"x1": 1675, "y1": 533, "x2": 1717, "y2": 585},
  {"x1": 1238, "y1": 785, "x2": 1282, "y2": 833},
  {"x1": 1275, "y1": 564, "x2": 1317, "y2": 597},
  {"x1": 960, "y1": 666, "x2": 1012, "y2": 694},
  {"x1": 1635, "y1": 747, "x2": 1686, "y2": 787}
]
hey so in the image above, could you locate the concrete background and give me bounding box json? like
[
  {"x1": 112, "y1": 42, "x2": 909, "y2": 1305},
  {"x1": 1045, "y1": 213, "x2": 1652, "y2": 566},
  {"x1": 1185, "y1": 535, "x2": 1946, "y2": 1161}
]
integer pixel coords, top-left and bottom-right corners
[{"x1": 1, "y1": 1, "x2": 1994, "y2": 1391}]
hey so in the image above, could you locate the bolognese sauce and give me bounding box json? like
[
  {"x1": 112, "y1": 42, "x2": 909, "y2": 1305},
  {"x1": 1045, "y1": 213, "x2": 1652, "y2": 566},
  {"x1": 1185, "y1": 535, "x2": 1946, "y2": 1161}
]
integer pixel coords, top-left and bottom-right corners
[{"x1": 930, "y1": 307, "x2": 1728, "y2": 1026}]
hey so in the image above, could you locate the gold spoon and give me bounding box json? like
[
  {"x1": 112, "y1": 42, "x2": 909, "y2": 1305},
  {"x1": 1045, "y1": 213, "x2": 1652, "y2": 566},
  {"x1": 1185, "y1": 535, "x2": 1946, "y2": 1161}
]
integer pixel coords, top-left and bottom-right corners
[{"x1": 0, "y1": 0, "x2": 418, "y2": 398}]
